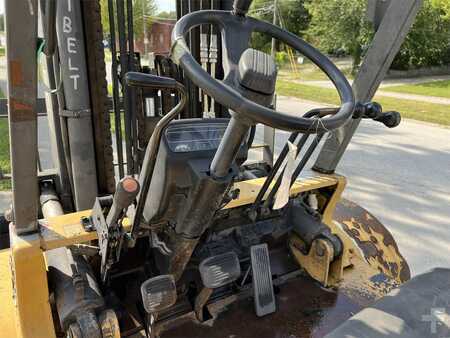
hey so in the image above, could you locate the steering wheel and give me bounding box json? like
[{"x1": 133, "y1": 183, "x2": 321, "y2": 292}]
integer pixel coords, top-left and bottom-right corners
[{"x1": 171, "y1": 6, "x2": 355, "y2": 133}]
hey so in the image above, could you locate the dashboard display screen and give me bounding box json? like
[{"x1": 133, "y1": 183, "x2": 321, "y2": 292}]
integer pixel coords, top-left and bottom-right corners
[{"x1": 165, "y1": 122, "x2": 228, "y2": 153}]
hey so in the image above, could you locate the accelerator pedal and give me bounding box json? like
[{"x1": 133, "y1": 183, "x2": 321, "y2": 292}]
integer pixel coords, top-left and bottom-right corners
[{"x1": 251, "y1": 243, "x2": 276, "y2": 317}]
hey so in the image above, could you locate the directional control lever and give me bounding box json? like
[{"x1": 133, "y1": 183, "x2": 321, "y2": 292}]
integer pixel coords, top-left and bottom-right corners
[{"x1": 354, "y1": 101, "x2": 401, "y2": 128}]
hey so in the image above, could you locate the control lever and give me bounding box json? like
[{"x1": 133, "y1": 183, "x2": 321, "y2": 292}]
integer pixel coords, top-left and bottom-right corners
[
  {"x1": 92, "y1": 176, "x2": 140, "y2": 283},
  {"x1": 106, "y1": 176, "x2": 140, "y2": 226},
  {"x1": 374, "y1": 110, "x2": 401, "y2": 128},
  {"x1": 354, "y1": 101, "x2": 401, "y2": 128},
  {"x1": 125, "y1": 72, "x2": 186, "y2": 244}
]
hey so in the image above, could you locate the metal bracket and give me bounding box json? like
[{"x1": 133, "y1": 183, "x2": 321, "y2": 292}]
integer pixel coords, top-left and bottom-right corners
[
  {"x1": 59, "y1": 108, "x2": 91, "y2": 119},
  {"x1": 289, "y1": 235, "x2": 344, "y2": 287},
  {"x1": 91, "y1": 197, "x2": 124, "y2": 283}
]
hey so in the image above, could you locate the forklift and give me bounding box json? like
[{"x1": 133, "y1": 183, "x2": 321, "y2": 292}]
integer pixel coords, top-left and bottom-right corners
[{"x1": 1, "y1": 0, "x2": 449, "y2": 337}]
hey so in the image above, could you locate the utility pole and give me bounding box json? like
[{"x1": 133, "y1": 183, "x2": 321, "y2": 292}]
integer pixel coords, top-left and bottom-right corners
[{"x1": 271, "y1": 0, "x2": 278, "y2": 58}]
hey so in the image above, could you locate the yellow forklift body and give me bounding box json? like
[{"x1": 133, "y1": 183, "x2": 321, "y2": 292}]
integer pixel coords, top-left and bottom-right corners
[{"x1": 0, "y1": 174, "x2": 409, "y2": 338}]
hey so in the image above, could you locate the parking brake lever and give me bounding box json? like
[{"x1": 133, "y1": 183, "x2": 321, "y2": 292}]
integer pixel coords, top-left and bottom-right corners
[
  {"x1": 125, "y1": 72, "x2": 180, "y2": 91},
  {"x1": 125, "y1": 72, "x2": 187, "y2": 244}
]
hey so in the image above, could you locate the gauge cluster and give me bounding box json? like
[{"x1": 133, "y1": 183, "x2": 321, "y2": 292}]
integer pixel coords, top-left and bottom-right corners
[{"x1": 165, "y1": 122, "x2": 228, "y2": 153}]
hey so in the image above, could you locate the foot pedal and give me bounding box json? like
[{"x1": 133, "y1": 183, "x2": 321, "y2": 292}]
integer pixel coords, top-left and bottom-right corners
[
  {"x1": 196, "y1": 252, "x2": 241, "y2": 321},
  {"x1": 199, "y1": 252, "x2": 241, "y2": 288},
  {"x1": 141, "y1": 275, "x2": 177, "y2": 313},
  {"x1": 251, "y1": 244, "x2": 276, "y2": 317}
]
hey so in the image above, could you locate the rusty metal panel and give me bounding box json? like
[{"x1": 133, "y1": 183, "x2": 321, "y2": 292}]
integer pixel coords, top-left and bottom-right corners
[
  {"x1": 334, "y1": 199, "x2": 411, "y2": 283},
  {"x1": 6, "y1": 0, "x2": 39, "y2": 233}
]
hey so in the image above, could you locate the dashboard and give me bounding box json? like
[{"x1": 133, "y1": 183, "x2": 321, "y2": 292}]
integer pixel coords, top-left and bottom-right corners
[{"x1": 165, "y1": 121, "x2": 228, "y2": 153}]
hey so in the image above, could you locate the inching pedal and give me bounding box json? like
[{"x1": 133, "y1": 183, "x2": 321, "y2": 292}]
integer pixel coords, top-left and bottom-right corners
[
  {"x1": 251, "y1": 243, "x2": 276, "y2": 317},
  {"x1": 141, "y1": 274, "x2": 177, "y2": 314}
]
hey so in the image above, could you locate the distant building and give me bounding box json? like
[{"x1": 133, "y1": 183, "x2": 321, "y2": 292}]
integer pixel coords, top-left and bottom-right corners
[{"x1": 135, "y1": 18, "x2": 176, "y2": 57}]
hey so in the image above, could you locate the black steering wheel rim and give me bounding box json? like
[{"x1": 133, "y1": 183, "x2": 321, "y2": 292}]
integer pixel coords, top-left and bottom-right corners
[{"x1": 171, "y1": 10, "x2": 355, "y2": 133}]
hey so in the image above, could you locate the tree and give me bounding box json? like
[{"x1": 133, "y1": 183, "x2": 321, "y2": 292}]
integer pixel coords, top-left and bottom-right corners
[
  {"x1": 391, "y1": 0, "x2": 450, "y2": 69},
  {"x1": 432, "y1": 0, "x2": 450, "y2": 19},
  {"x1": 250, "y1": 0, "x2": 310, "y2": 53},
  {"x1": 305, "y1": 0, "x2": 450, "y2": 72},
  {"x1": 305, "y1": 0, "x2": 372, "y2": 73},
  {"x1": 100, "y1": 0, "x2": 156, "y2": 40},
  {"x1": 157, "y1": 11, "x2": 177, "y2": 19}
]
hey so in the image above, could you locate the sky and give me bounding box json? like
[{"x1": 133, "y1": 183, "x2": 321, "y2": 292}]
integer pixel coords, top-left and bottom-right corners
[{"x1": 155, "y1": 0, "x2": 176, "y2": 13}]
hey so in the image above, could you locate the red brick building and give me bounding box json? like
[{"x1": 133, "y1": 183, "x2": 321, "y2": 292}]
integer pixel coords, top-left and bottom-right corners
[{"x1": 135, "y1": 18, "x2": 176, "y2": 56}]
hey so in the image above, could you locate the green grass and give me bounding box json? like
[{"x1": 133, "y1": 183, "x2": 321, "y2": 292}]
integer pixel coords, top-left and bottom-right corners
[
  {"x1": 0, "y1": 119, "x2": 11, "y2": 191},
  {"x1": 0, "y1": 87, "x2": 11, "y2": 190},
  {"x1": 104, "y1": 49, "x2": 112, "y2": 62},
  {"x1": 277, "y1": 81, "x2": 341, "y2": 104},
  {"x1": 383, "y1": 80, "x2": 450, "y2": 99},
  {"x1": 276, "y1": 80, "x2": 450, "y2": 126},
  {"x1": 109, "y1": 112, "x2": 126, "y2": 136},
  {"x1": 0, "y1": 47, "x2": 5, "y2": 57},
  {"x1": 279, "y1": 62, "x2": 354, "y2": 82}
]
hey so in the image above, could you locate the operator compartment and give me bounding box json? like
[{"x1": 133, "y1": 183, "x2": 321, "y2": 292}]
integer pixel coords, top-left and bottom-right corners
[{"x1": 141, "y1": 118, "x2": 248, "y2": 225}]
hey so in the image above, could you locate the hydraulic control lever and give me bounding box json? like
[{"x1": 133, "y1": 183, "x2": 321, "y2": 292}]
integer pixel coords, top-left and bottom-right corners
[{"x1": 354, "y1": 101, "x2": 401, "y2": 128}]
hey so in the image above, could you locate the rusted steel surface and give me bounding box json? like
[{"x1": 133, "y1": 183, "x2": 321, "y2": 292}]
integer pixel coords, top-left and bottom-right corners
[
  {"x1": 168, "y1": 236, "x2": 199, "y2": 281},
  {"x1": 160, "y1": 275, "x2": 370, "y2": 338},
  {"x1": 334, "y1": 198, "x2": 410, "y2": 283}
]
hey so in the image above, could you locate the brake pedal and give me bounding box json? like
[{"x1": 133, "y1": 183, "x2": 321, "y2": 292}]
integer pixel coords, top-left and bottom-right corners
[
  {"x1": 251, "y1": 244, "x2": 276, "y2": 317},
  {"x1": 195, "y1": 252, "x2": 241, "y2": 321},
  {"x1": 199, "y1": 251, "x2": 241, "y2": 289}
]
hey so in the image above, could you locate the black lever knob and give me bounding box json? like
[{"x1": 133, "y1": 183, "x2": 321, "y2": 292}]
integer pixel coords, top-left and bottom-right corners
[
  {"x1": 374, "y1": 111, "x2": 401, "y2": 128},
  {"x1": 354, "y1": 101, "x2": 401, "y2": 128}
]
